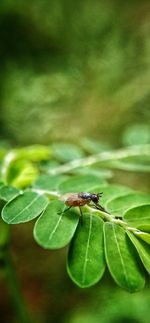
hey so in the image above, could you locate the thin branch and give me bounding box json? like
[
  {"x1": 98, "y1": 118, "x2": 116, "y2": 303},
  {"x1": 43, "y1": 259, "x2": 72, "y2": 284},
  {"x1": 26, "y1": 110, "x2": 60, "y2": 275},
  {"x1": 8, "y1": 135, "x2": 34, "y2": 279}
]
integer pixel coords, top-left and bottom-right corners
[{"x1": 48, "y1": 144, "x2": 150, "y2": 175}]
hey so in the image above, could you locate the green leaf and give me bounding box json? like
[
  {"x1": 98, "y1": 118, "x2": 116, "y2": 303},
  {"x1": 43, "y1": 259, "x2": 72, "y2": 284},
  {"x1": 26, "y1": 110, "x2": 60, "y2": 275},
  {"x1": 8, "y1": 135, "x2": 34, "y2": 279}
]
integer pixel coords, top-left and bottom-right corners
[
  {"x1": 52, "y1": 143, "x2": 84, "y2": 162},
  {"x1": 122, "y1": 124, "x2": 150, "y2": 146},
  {"x1": 124, "y1": 204, "x2": 150, "y2": 229},
  {"x1": 109, "y1": 157, "x2": 150, "y2": 172},
  {"x1": 100, "y1": 184, "x2": 133, "y2": 207},
  {"x1": 71, "y1": 166, "x2": 113, "y2": 179},
  {"x1": 80, "y1": 138, "x2": 112, "y2": 154},
  {"x1": 104, "y1": 222, "x2": 145, "y2": 292},
  {"x1": 2, "y1": 191, "x2": 48, "y2": 224},
  {"x1": 137, "y1": 224, "x2": 150, "y2": 233},
  {"x1": 107, "y1": 193, "x2": 150, "y2": 216},
  {"x1": 134, "y1": 231, "x2": 150, "y2": 245},
  {"x1": 32, "y1": 174, "x2": 66, "y2": 191},
  {"x1": 58, "y1": 174, "x2": 107, "y2": 193},
  {"x1": 34, "y1": 200, "x2": 79, "y2": 249},
  {"x1": 127, "y1": 231, "x2": 150, "y2": 274},
  {"x1": 0, "y1": 182, "x2": 4, "y2": 188},
  {"x1": 5, "y1": 160, "x2": 38, "y2": 188},
  {"x1": 12, "y1": 145, "x2": 51, "y2": 161},
  {"x1": 67, "y1": 213, "x2": 105, "y2": 288},
  {"x1": 0, "y1": 185, "x2": 20, "y2": 202}
]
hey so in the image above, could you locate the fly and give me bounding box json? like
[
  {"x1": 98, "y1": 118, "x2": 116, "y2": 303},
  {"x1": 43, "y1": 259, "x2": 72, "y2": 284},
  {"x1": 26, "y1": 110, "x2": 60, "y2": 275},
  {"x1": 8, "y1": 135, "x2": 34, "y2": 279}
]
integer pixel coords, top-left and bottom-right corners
[{"x1": 59, "y1": 192, "x2": 109, "y2": 220}]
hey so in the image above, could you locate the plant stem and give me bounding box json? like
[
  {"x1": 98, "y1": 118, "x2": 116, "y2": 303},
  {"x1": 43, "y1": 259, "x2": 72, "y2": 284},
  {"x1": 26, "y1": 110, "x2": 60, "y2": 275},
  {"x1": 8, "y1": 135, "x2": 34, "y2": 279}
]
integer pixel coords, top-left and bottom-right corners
[
  {"x1": 3, "y1": 248, "x2": 32, "y2": 323},
  {"x1": 48, "y1": 144, "x2": 150, "y2": 175}
]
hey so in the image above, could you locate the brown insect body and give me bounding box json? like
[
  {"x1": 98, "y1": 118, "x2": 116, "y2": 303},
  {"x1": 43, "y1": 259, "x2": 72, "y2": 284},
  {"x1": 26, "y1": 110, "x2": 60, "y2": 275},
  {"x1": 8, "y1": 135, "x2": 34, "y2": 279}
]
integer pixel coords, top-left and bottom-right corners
[
  {"x1": 59, "y1": 192, "x2": 108, "y2": 220},
  {"x1": 60, "y1": 192, "x2": 102, "y2": 207},
  {"x1": 64, "y1": 193, "x2": 91, "y2": 207}
]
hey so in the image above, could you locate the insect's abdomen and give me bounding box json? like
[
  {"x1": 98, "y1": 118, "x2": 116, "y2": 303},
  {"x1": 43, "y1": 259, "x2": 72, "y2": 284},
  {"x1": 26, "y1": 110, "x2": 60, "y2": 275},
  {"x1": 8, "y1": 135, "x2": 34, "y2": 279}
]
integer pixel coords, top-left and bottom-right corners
[
  {"x1": 66, "y1": 197, "x2": 88, "y2": 206},
  {"x1": 60, "y1": 193, "x2": 91, "y2": 207},
  {"x1": 60, "y1": 193, "x2": 88, "y2": 207}
]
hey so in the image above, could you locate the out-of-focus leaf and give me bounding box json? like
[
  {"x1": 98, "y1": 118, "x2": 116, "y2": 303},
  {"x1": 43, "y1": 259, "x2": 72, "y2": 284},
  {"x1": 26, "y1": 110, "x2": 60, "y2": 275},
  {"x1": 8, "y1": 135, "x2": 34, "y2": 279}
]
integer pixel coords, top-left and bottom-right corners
[
  {"x1": 2, "y1": 191, "x2": 48, "y2": 224},
  {"x1": 0, "y1": 182, "x2": 4, "y2": 188},
  {"x1": 124, "y1": 204, "x2": 150, "y2": 229},
  {"x1": 6, "y1": 160, "x2": 38, "y2": 188},
  {"x1": 32, "y1": 174, "x2": 66, "y2": 191},
  {"x1": 104, "y1": 222, "x2": 145, "y2": 292},
  {"x1": 58, "y1": 174, "x2": 107, "y2": 193},
  {"x1": 13, "y1": 145, "x2": 51, "y2": 161},
  {"x1": 107, "y1": 193, "x2": 150, "y2": 216},
  {"x1": 122, "y1": 124, "x2": 150, "y2": 146},
  {"x1": 134, "y1": 231, "x2": 150, "y2": 245},
  {"x1": 71, "y1": 166, "x2": 113, "y2": 179},
  {"x1": 52, "y1": 143, "x2": 84, "y2": 162},
  {"x1": 34, "y1": 200, "x2": 79, "y2": 249},
  {"x1": 0, "y1": 148, "x2": 7, "y2": 160},
  {"x1": 67, "y1": 213, "x2": 105, "y2": 287},
  {"x1": 0, "y1": 185, "x2": 20, "y2": 202},
  {"x1": 40, "y1": 160, "x2": 60, "y2": 173},
  {"x1": 109, "y1": 157, "x2": 150, "y2": 172},
  {"x1": 80, "y1": 138, "x2": 112, "y2": 154},
  {"x1": 127, "y1": 231, "x2": 150, "y2": 274}
]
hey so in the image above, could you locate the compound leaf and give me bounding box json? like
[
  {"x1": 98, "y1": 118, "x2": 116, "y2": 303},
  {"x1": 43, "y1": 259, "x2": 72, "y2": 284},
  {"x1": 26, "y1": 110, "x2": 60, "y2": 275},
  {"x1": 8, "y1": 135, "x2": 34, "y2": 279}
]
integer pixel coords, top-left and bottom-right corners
[
  {"x1": 34, "y1": 200, "x2": 79, "y2": 249},
  {"x1": 104, "y1": 222, "x2": 145, "y2": 292},
  {"x1": 67, "y1": 213, "x2": 105, "y2": 288},
  {"x1": 2, "y1": 191, "x2": 48, "y2": 224}
]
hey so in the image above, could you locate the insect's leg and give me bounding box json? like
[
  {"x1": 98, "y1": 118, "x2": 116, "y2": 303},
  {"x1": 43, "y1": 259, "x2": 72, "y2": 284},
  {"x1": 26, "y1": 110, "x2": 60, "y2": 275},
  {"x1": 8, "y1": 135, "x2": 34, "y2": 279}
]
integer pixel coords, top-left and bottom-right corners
[
  {"x1": 93, "y1": 203, "x2": 110, "y2": 214},
  {"x1": 64, "y1": 206, "x2": 72, "y2": 213},
  {"x1": 57, "y1": 206, "x2": 72, "y2": 215},
  {"x1": 79, "y1": 206, "x2": 83, "y2": 224}
]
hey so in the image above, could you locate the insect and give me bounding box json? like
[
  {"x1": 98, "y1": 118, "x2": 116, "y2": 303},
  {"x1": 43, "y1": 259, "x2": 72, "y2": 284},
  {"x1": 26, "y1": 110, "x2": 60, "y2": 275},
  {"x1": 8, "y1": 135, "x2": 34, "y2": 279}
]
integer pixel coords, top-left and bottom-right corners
[{"x1": 59, "y1": 192, "x2": 108, "y2": 220}]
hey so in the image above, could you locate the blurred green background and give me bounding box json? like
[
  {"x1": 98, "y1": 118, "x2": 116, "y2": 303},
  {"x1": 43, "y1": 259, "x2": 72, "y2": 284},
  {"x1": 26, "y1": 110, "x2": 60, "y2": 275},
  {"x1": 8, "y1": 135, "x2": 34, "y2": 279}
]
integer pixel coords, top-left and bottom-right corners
[{"x1": 0, "y1": 0, "x2": 150, "y2": 322}]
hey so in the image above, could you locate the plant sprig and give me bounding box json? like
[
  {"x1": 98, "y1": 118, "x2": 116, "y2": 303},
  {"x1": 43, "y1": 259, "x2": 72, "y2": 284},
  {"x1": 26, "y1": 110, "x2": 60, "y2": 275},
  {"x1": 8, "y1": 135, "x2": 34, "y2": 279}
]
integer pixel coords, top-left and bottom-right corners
[{"x1": 0, "y1": 143, "x2": 150, "y2": 291}]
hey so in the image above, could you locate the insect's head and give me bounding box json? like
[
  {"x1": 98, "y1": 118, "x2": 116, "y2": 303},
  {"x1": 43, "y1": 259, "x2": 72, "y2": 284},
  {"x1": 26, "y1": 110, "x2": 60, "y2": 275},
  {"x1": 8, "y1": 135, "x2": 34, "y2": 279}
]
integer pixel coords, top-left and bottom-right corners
[{"x1": 90, "y1": 192, "x2": 103, "y2": 204}]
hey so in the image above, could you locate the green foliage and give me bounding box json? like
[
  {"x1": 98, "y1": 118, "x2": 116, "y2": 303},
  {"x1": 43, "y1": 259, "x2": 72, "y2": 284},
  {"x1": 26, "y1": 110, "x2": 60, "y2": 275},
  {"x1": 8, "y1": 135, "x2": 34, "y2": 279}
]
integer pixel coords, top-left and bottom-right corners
[
  {"x1": 127, "y1": 231, "x2": 150, "y2": 274},
  {"x1": 0, "y1": 0, "x2": 149, "y2": 146},
  {"x1": 2, "y1": 191, "x2": 48, "y2": 224},
  {"x1": 107, "y1": 193, "x2": 150, "y2": 216},
  {"x1": 104, "y1": 223, "x2": 145, "y2": 292},
  {"x1": 0, "y1": 143, "x2": 150, "y2": 291},
  {"x1": 58, "y1": 174, "x2": 106, "y2": 193},
  {"x1": 52, "y1": 143, "x2": 84, "y2": 162},
  {"x1": 67, "y1": 213, "x2": 105, "y2": 288},
  {"x1": 124, "y1": 204, "x2": 150, "y2": 230},
  {"x1": 122, "y1": 124, "x2": 150, "y2": 146},
  {"x1": 0, "y1": 185, "x2": 20, "y2": 202},
  {"x1": 34, "y1": 201, "x2": 79, "y2": 249}
]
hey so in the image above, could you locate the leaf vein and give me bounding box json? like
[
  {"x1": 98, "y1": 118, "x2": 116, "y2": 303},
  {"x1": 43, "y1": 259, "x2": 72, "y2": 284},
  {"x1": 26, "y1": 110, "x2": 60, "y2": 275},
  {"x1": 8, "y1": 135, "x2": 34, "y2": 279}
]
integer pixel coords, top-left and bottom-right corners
[
  {"x1": 82, "y1": 215, "x2": 93, "y2": 284},
  {"x1": 48, "y1": 214, "x2": 63, "y2": 241},
  {"x1": 9, "y1": 194, "x2": 40, "y2": 223},
  {"x1": 112, "y1": 225, "x2": 129, "y2": 287}
]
